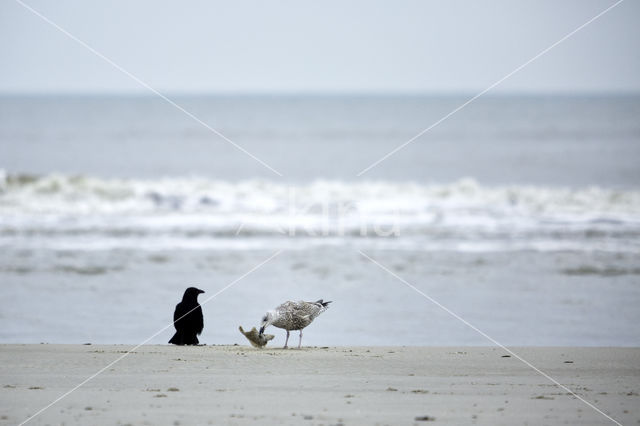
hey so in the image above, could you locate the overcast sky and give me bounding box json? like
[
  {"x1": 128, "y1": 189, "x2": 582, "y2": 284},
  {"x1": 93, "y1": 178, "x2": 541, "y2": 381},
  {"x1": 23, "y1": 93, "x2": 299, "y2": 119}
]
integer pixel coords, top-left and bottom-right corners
[{"x1": 1, "y1": 0, "x2": 639, "y2": 95}]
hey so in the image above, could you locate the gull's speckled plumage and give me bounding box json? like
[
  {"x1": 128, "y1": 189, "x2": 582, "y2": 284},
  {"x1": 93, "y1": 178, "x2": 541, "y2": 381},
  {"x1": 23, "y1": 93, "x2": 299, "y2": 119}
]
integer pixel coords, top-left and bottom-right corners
[{"x1": 260, "y1": 299, "x2": 331, "y2": 348}]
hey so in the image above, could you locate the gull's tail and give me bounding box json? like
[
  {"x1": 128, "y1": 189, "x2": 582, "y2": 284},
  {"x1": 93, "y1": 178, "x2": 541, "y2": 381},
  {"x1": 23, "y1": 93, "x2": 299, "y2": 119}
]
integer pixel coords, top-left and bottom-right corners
[{"x1": 315, "y1": 299, "x2": 332, "y2": 309}]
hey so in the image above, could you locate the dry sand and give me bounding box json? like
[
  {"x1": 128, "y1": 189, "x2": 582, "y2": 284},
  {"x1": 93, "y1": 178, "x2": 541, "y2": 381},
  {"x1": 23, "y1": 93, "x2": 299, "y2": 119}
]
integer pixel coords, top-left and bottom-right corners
[{"x1": 0, "y1": 345, "x2": 638, "y2": 425}]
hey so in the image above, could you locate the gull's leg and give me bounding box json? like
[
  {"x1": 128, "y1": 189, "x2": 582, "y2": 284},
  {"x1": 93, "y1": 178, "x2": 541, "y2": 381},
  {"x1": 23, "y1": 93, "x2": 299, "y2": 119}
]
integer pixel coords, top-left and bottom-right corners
[
  {"x1": 284, "y1": 330, "x2": 290, "y2": 349},
  {"x1": 298, "y1": 330, "x2": 303, "y2": 349}
]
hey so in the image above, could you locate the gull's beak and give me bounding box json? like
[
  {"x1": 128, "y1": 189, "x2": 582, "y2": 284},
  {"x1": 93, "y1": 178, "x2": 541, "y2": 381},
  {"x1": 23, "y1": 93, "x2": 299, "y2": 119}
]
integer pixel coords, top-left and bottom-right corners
[{"x1": 259, "y1": 326, "x2": 265, "y2": 335}]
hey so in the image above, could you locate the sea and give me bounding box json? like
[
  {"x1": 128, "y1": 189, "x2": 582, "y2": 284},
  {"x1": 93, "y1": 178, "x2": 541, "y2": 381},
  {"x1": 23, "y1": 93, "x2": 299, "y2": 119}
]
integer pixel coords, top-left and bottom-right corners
[{"x1": 1, "y1": 94, "x2": 639, "y2": 346}]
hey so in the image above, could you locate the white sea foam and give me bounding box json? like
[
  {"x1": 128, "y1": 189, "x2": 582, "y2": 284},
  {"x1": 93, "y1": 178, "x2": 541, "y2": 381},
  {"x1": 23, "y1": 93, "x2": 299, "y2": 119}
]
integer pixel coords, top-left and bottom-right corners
[{"x1": 1, "y1": 172, "x2": 639, "y2": 252}]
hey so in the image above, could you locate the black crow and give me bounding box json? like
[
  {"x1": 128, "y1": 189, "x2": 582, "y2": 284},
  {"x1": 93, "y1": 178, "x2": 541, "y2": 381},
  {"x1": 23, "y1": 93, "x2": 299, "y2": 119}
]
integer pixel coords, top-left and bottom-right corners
[{"x1": 169, "y1": 287, "x2": 205, "y2": 345}]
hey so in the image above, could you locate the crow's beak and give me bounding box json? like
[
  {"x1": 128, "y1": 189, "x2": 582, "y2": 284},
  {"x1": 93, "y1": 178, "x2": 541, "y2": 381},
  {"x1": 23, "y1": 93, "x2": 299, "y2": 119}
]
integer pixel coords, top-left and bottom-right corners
[
  {"x1": 259, "y1": 326, "x2": 265, "y2": 335},
  {"x1": 199, "y1": 289, "x2": 205, "y2": 294}
]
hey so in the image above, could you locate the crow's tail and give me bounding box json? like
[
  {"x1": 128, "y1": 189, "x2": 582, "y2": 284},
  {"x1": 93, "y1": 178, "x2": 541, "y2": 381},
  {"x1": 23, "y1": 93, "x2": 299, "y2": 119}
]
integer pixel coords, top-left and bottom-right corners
[{"x1": 168, "y1": 331, "x2": 182, "y2": 345}]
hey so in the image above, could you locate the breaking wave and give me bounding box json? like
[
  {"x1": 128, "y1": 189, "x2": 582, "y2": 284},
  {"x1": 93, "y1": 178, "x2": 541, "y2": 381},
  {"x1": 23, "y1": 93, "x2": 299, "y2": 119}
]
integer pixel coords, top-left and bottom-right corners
[{"x1": 1, "y1": 171, "x2": 639, "y2": 252}]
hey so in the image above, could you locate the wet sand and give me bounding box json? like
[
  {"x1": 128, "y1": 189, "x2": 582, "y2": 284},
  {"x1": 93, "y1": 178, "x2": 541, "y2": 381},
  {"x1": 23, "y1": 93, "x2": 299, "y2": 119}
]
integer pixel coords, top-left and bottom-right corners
[{"x1": 1, "y1": 345, "x2": 638, "y2": 425}]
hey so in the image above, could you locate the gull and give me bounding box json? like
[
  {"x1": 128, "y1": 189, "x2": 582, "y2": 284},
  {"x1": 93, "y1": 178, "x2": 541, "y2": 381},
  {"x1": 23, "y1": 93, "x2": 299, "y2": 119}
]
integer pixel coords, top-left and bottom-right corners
[{"x1": 259, "y1": 299, "x2": 332, "y2": 349}]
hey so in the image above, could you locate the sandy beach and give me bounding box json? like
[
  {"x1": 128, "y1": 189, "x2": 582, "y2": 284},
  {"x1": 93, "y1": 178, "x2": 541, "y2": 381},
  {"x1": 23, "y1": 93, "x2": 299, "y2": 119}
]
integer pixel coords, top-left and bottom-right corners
[{"x1": 0, "y1": 345, "x2": 638, "y2": 425}]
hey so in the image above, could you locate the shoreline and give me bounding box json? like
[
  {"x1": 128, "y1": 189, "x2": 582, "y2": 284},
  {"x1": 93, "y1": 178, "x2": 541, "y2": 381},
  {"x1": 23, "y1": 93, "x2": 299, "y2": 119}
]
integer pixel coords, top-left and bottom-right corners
[{"x1": 1, "y1": 345, "x2": 638, "y2": 425}]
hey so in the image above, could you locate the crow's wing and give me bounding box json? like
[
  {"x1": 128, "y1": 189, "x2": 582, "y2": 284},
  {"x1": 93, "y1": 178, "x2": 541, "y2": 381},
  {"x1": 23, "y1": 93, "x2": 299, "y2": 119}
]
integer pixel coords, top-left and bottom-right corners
[
  {"x1": 173, "y1": 301, "x2": 189, "y2": 329},
  {"x1": 194, "y1": 304, "x2": 204, "y2": 335}
]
